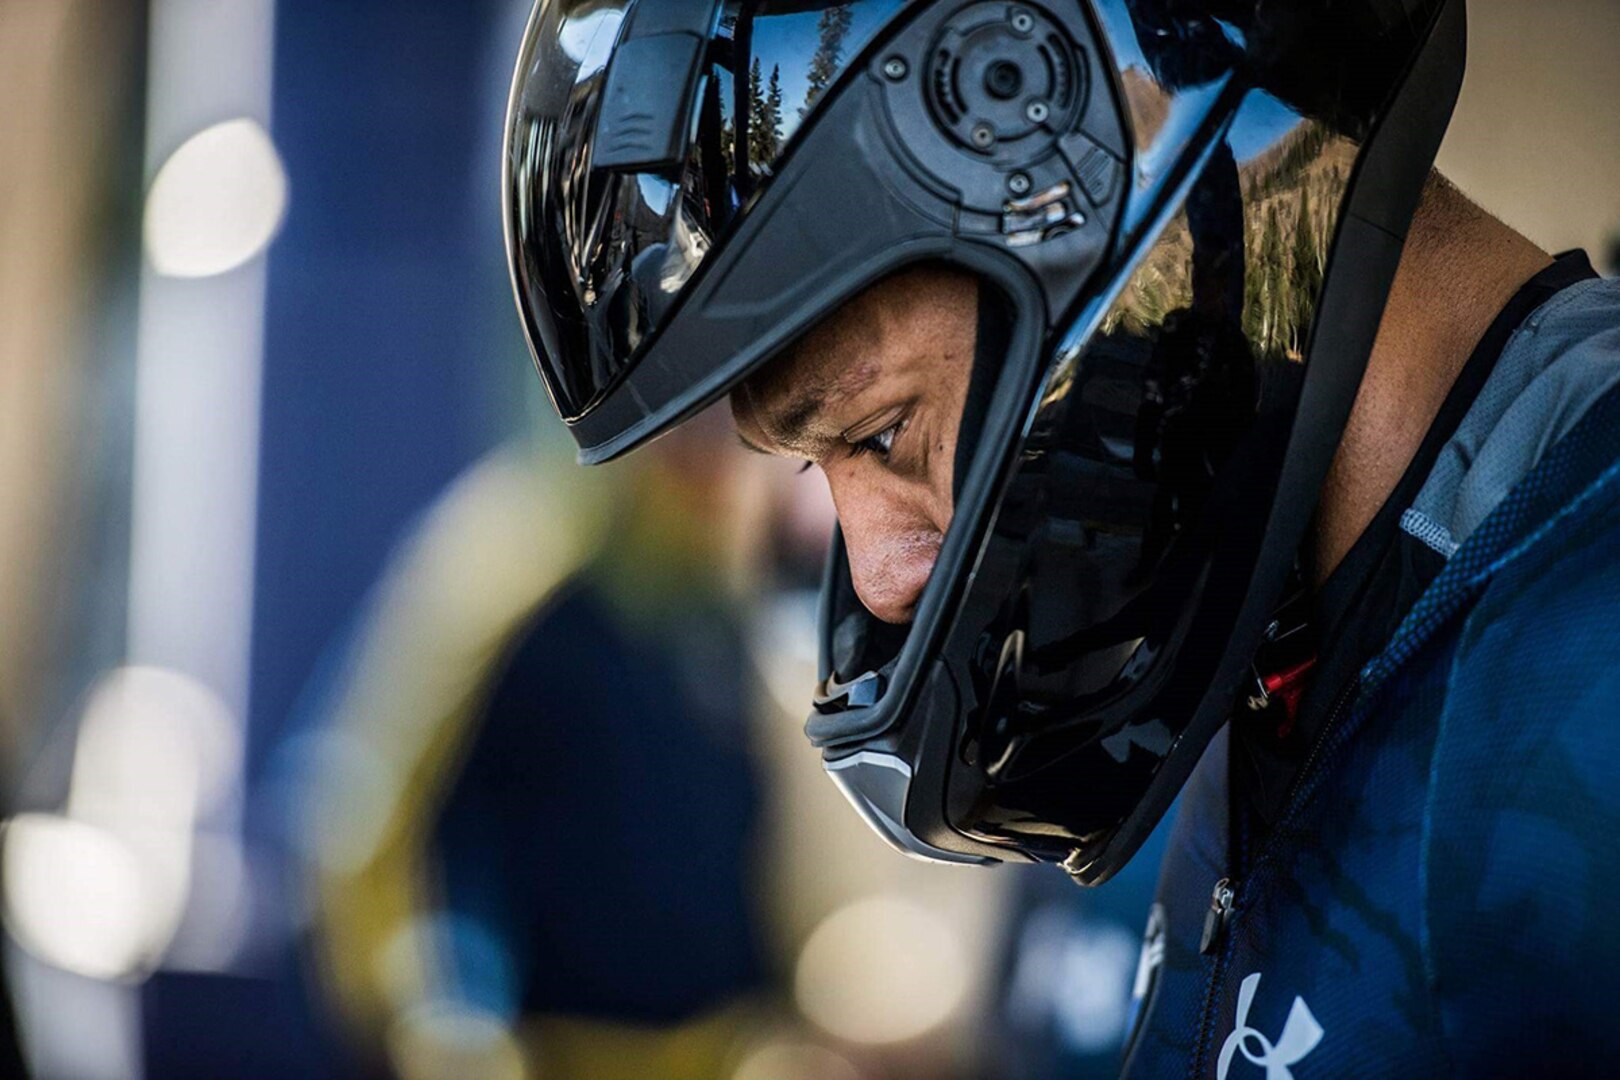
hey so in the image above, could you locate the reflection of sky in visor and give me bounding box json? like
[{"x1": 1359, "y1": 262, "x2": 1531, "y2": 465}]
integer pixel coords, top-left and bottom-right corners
[
  {"x1": 1091, "y1": 0, "x2": 1302, "y2": 162},
  {"x1": 558, "y1": 8, "x2": 624, "y2": 78},
  {"x1": 1093, "y1": 0, "x2": 1149, "y2": 71},
  {"x1": 750, "y1": 1, "x2": 903, "y2": 146},
  {"x1": 1230, "y1": 93, "x2": 1304, "y2": 161},
  {"x1": 637, "y1": 174, "x2": 674, "y2": 215}
]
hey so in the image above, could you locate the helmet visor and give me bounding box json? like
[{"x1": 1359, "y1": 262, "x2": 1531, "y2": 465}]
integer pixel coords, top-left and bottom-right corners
[{"x1": 504, "y1": 0, "x2": 907, "y2": 422}]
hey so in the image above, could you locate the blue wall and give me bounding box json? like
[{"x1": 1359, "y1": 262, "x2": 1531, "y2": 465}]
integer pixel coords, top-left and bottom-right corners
[{"x1": 250, "y1": 0, "x2": 517, "y2": 771}]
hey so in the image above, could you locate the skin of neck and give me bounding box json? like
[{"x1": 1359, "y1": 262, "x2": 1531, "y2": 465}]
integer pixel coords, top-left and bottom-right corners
[{"x1": 1312, "y1": 172, "x2": 1553, "y2": 581}]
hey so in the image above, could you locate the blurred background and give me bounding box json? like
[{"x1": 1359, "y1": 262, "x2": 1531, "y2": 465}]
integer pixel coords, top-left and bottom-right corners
[{"x1": 0, "y1": 1, "x2": 1615, "y2": 1078}]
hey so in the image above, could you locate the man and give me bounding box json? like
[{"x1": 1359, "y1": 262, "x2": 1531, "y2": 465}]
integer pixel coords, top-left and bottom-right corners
[{"x1": 503, "y1": 0, "x2": 1620, "y2": 1074}]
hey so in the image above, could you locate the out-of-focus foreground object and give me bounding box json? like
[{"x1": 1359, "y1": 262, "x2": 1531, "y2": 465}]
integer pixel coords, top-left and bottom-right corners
[{"x1": 0, "y1": 2, "x2": 146, "y2": 1077}]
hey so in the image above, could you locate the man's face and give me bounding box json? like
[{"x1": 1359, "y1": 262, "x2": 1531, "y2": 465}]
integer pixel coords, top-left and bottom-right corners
[{"x1": 731, "y1": 265, "x2": 979, "y2": 625}]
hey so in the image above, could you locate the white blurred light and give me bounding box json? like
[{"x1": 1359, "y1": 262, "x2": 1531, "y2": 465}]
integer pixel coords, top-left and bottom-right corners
[
  {"x1": 162, "y1": 831, "x2": 253, "y2": 973},
  {"x1": 2, "y1": 815, "x2": 161, "y2": 981},
  {"x1": 557, "y1": 10, "x2": 624, "y2": 76},
  {"x1": 753, "y1": 591, "x2": 821, "y2": 718},
  {"x1": 1050, "y1": 925, "x2": 1138, "y2": 1052},
  {"x1": 1, "y1": 667, "x2": 247, "y2": 981},
  {"x1": 733, "y1": 1040, "x2": 864, "y2": 1080},
  {"x1": 9, "y1": 946, "x2": 143, "y2": 1080},
  {"x1": 386, "y1": 1000, "x2": 526, "y2": 1080},
  {"x1": 69, "y1": 666, "x2": 240, "y2": 828},
  {"x1": 794, "y1": 894, "x2": 970, "y2": 1045},
  {"x1": 144, "y1": 118, "x2": 287, "y2": 278},
  {"x1": 1005, "y1": 906, "x2": 1139, "y2": 1053}
]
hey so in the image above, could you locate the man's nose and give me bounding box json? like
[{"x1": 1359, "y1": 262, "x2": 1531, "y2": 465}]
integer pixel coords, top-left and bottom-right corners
[{"x1": 830, "y1": 484, "x2": 945, "y2": 625}]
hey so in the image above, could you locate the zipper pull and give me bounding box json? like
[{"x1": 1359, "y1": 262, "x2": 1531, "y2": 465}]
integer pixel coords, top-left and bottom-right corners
[{"x1": 1200, "y1": 877, "x2": 1235, "y2": 956}]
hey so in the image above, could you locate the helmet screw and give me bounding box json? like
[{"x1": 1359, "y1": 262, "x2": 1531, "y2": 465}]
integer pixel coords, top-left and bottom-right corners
[
  {"x1": 1008, "y1": 172, "x2": 1032, "y2": 196},
  {"x1": 1026, "y1": 100, "x2": 1049, "y2": 124},
  {"x1": 1011, "y1": 9, "x2": 1035, "y2": 33},
  {"x1": 882, "y1": 56, "x2": 908, "y2": 81},
  {"x1": 971, "y1": 123, "x2": 996, "y2": 148}
]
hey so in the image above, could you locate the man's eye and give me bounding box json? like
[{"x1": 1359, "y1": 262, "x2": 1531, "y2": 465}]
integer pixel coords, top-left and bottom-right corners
[{"x1": 851, "y1": 421, "x2": 901, "y2": 460}]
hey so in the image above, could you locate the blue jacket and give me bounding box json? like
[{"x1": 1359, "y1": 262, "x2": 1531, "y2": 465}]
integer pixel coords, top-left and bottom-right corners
[{"x1": 1123, "y1": 281, "x2": 1620, "y2": 1078}]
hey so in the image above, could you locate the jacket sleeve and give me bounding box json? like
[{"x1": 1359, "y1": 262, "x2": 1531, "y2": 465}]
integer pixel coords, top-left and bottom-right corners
[{"x1": 1422, "y1": 501, "x2": 1620, "y2": 1077}]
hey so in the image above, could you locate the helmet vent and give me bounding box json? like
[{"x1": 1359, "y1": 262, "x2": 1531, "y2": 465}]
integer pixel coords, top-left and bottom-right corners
[{"x1": 923, "y1": 3, "x2": 1088, "y2": 165}]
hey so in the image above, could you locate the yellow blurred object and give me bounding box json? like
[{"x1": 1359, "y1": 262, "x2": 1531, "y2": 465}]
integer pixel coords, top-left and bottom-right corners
[
  {"x1": 526, "y1": 1006, "x2": 759, "y2": 1080},
  {"x1": 306, "y1": 439, "x2": 774, "y2": 1080},
  {"x1": 386, "y1": 1000, "x2": 529, "y2": 1080},
  {"x1": 309, "y1": 445, "x2": 604, "y2": 1056}
]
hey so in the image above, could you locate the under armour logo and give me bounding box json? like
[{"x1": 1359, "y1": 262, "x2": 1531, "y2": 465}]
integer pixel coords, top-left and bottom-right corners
[{"x1": 1216, "y1": 972, "x2": 1323, "y2": 1080}]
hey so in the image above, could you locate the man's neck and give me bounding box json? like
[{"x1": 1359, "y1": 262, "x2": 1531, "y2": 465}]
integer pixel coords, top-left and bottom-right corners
[{"x1": 1313, "y1": 174, "x2": 1552, "y2": 582}]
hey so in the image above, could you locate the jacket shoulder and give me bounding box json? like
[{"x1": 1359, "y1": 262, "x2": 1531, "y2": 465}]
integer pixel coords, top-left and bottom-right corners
[{"x1": 1421, "y1": 473, "x2": 1620, "y2": 1074}]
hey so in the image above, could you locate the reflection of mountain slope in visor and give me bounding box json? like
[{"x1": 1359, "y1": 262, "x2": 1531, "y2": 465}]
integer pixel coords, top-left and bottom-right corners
[{"x1": 1108, "y1": 119, "x2": 1356, "y2": 364}]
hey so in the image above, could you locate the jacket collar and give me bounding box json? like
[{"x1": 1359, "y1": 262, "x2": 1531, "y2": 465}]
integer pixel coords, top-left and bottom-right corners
[{"x1": 1361, "y1": 379, "x2": 1620, "y2": 697}]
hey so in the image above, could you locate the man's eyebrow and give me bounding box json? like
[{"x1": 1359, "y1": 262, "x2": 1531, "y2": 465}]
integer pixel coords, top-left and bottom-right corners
[
  {"x1": 773, "y1": 390, "x2": 829, "y2": 450},
  {"x1": 736, "y1": 385, "x2": 833, "y2": 458},
  {"x1": 761, "y1": 362, "x2": 879, "y2": 454}
]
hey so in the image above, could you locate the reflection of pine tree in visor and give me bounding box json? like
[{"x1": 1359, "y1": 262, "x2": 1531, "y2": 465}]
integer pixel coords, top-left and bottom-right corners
[
  {"x1": 722, "y1": 1, "x2": 903, "y2": 182},
  {"x1": 804, "y1": 5, "x2": 854, "y2": 110},
  {"x1": 1108, "y1": 121, "x2": 1352, "y2": 365},
  {"x1": 744, "y1": 58, "x2": 783, "y2": 165}
]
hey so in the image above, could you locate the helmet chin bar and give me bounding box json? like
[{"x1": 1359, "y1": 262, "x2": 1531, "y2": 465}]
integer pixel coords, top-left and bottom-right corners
[{"x1": 826, "y1": 753, "x2": 995, "y2": 866}]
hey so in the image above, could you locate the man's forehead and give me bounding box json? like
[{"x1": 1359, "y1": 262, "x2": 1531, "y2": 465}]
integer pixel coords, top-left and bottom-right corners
[{"x1": 730, "y1": 264, "x2": 972, "y2": 452}]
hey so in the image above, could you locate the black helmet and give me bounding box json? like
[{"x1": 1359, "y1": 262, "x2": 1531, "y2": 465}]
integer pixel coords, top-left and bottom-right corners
[{"x1": 503, "y1": 0, "x2": 1465, "y2": 882}]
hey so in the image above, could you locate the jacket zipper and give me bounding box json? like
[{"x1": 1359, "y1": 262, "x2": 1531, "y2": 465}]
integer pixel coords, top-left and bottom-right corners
[
  {"x1": 1188, "y1": 675, "x2": 1362, "y2": 1074},
  {"x1": 1190, "y1": 877, "x2": 1237, "y2": 1076},
  {"x1": 1284, "y1": 674, "x2": 1362, "y2": 818},
  {"x1": 1200, "y1": 877, "x2": 1235, "y2": 956}
]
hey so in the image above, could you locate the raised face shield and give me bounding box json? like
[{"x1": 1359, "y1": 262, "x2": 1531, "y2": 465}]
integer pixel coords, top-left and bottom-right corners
[{"x1": 505, "y1": 0, "x2": 1467, "y2": 882}]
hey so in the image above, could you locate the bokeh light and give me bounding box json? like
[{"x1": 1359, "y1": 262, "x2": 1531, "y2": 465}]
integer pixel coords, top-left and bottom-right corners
[
  {"x1": 385, "y1": 1000, "x2": 527, "y2": 1080},
  {"x1": 2, "y1": 814, "x2": 155, "y2": 982},
  {"x1": 1, "y1": 667, "x2": 245, "y2": 982},
  {"x1": 794, "y1": 894, "x2": 970, "y2": 1045},
  {"x1": 732, "y1": 1039, "x2": 864, "y2": 1080},
  {"x1": 69, "y1": 666, "x2": 239, "y2": 828},
  {"x1": 144, "y1": 118, "x2": 287, "y2": 278}
]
